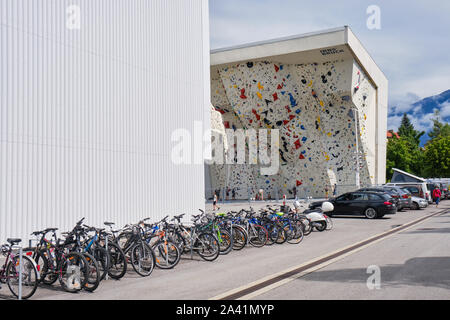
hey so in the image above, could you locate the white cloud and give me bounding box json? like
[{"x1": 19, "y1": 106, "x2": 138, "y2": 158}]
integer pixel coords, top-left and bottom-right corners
[
  {"x1": 387, "y1": 114, "x2": 403, "y2": 131},
  {"x1": 412, "y1": 105, "x2": 422, "y2": 115},
  {"x1": 388, "y1": 111, "x2": 438, "y2": 133},
  {"x1": 389, "y1": 92, "x2": 421, "y2": 115},
  {"x1": 440, "y1": 101, "x2": 450, "y2": 118},
  {"x1": 211, "y1": 0, "x2": 450, "y2": 106},
  {"x1": 390, "y1": 70, "x2": 450, "y2": 101},
  {"x1": 410, "y1": 113, "x2": 435, "y2": 132},
  {"x1": 211, "y1": 16, "x2": 329, "y2": 49}
]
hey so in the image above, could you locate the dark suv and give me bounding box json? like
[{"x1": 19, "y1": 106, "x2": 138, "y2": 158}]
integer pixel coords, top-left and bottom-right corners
[
  {"x1": 358, "y1": 187, "x2": 403, "y2": 210},
  {"x1": 383, "y1": 186, "x2": 412, "y2": 210},
  {"x1": 309, "y1": 191, "x2": 397, "y2": 219}
]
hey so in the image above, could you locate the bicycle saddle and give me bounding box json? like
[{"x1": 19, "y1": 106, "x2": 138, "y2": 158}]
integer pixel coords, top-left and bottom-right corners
[
  {"x1": 7, "y1": 238, "x2": 21, "y2": 245},
  {"x1": 104, "y1": 222, "x2": 115, "y2": 226}
]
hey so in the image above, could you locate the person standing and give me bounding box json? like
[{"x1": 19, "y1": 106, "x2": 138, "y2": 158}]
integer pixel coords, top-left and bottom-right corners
[
  {"x1": 213, "y1": 192, "x2": 220, "y2": 211},
  {"x1": 433, "y1": 186, "x2": 442, "y2": 208},
  {"x1": 232, "y1": 188, "x2": 236, "y2": 200}
]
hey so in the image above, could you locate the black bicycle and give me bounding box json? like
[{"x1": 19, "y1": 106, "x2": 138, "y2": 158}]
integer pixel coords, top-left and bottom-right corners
[{"x1": 116, "y1": 219, "x2": 156, "y2": 277}]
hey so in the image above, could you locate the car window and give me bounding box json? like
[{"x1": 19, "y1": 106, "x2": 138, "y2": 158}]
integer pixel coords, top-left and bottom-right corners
[
  {"x1": 369, "y1": 194, "x2": 382, "y2": 201},
  {"x1": 336, "y1": 193, "x2": 352, "y2": 201},
  {"x1": 406, "y1": 187, "x2": 419, "y2": 194},
  {"x1": 352, "y1": 193, "x2": 369, "y2": 201}
]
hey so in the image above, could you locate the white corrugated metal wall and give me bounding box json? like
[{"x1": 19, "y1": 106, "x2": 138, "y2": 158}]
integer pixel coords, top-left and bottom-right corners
[{"x1": 0, "y1": 0, "x2": 210, "y2": 244}]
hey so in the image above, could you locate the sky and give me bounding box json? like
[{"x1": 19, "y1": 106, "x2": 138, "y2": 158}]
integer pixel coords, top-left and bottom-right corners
[{"x1": 209, "y1": 0, "x2": 450, "y2": 132}]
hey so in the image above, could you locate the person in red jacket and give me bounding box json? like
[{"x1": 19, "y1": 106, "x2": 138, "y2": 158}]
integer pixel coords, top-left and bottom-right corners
[{"x1": 432, "y1": 186, "x2": 442, "y2": 207}]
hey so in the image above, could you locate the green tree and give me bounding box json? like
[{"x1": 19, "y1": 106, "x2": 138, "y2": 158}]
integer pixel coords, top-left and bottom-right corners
[
  {"x1": 423, "y1": 136, "x2": 450, "y2": 177},
  {"x1": 386, "y1": 136, "x2": 415, "y2": 180},
  {"x1": 386, "y1": 133, "x2": 426, "y2": 180},
  {"x1": 397, "y1": 113, "x2": 425, "y2": 146},
  {"x1": 428, "y1": 109, "x2": 450, "y2": 142},
  {"x1": 397, "y1": 113, "x2": 414, "y2": 137}
]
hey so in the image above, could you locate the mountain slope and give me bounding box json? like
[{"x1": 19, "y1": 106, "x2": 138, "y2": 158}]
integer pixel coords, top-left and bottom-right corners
[{"x1": 389, "y1": 90, "x2": 450, "y2": 146}]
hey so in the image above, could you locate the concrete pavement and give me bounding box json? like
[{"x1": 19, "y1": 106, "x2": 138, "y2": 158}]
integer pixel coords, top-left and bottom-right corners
[
  {"x1": 254, "y1": 207, "x2": 450, "y2": 300},
  {"x1": 6, "y1": 201, "x2": 449, "y2": 300}
]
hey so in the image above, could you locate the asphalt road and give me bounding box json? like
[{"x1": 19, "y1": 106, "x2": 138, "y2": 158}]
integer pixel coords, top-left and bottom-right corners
[
  {"x1": 8, "y1": 201, "x2": 450, "y2": 300},
  {"x1": 254, "y1": 207, "x2": 450, "y2": 300}
]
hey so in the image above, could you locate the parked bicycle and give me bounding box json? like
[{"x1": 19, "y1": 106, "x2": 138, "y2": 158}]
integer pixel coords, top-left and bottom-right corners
[
  {"x1": 168, "y1": 213, "x2": 220, "y2": 261},
  {"x1": 0, "y1": 238, "x2": 39, "y2": 299}
]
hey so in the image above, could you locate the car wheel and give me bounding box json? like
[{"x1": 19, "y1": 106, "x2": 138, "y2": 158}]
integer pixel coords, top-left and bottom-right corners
[
  {"x1": 364, "y1": 207, "x2": 378, "y2": 220},
  {"x1": 412, "y1": 202, "x2": 420, "y2": 210}
]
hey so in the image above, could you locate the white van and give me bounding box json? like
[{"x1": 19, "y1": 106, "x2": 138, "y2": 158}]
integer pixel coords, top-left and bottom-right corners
[{"x1": 386, "y1": 182, "x2": 432, "y2": 203}]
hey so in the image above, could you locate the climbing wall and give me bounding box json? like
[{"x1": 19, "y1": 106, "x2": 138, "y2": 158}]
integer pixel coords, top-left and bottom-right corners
[
  {"x1": 210, "y1": 58, "x2": 377, "y2": 199},
  {"x1": 351, "y1": 61, "x2": 377, "y2": 184}
]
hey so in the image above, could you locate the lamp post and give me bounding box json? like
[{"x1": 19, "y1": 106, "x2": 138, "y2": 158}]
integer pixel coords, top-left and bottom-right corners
[{"x1": 353, "y1": 108, "x2": 361, "y2": 189}]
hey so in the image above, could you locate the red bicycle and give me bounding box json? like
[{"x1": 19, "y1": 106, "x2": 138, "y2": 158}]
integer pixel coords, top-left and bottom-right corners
[{"x1": 0, "y1": 238, "x2": 39, "y2": 299}]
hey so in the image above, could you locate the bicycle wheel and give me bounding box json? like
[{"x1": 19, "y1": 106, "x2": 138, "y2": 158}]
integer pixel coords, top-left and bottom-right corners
[
  {"x1": 287, "y1": 225, "x2": 304, "y2": 244},
  {"x1": 58, "y1": 252, "x2": 89, "y2": 293},
  {"x1": 106, "y1": 242, "x2": 127, "y2": 280},
  {"x1": 231, "y1": 225, "x2": 247, "y2": 250},
  {"x1": 6, "y1": 255, "x2": 39, "y2": 300},
  {"x1": 131, "y1": 242, "x2": 155, "y2": 277},
  {"x1": 153, "y1": 240, "x2": 180, "y2": 269},
  {"x1": 37, "y1": 249, "x2": 59, "y2": 285},
  {"x1": 275, "y1": 224, "x2": 287, "y2": 244},
  {"x1": 169, "y1": 230, "x2": 188, "y2": 254},
  {"x1": 81, "y1": 253, "x2": 101, "y2": 292},
  {"x1": 26, "y1": 249, "x2": 49, "y2": 284},
  {"x1": 284, "y1": 225, "x2": 297, "y2": 244},
  {"x1": 265, "y1": 223, "x2": 279, "y2": 245},
  {"x1": 92, "y1": 247, "x2": 110, "y2": 281},
  {"x1": 248, "y1": 225, "x2": 268, "y2": 247},
  {"x1": 218, "y1": 229, "x2": 233, "y2": 255},
  {"x1": 117, "y1": 231, "x2": 134, "y2": 252},
  {"x1": 194, "y1": 232, "x2": 220, "y2": 262},
  {"x1": 300, "y1": 218, "x2": 313, "y2": 236}
]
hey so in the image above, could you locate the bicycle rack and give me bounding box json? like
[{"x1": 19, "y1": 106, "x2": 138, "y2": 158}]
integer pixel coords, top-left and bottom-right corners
[
  {"x1": 11, "y1": 245, "x2": 23, "y2": 300},
  {"x1": 104, "y1": 236, "x2": 109, "y2": 280},
  {"x1": 190, "y1": 231, "x2": 194, "y2": 260}
]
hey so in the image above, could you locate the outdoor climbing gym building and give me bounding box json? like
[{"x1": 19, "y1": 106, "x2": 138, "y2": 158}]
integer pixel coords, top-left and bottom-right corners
[{"x1": 207, "y1": 26, "x2": 388, "y2": 200}]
